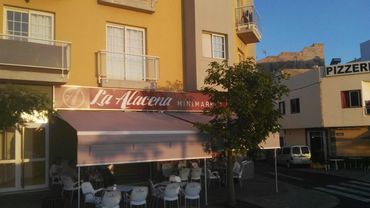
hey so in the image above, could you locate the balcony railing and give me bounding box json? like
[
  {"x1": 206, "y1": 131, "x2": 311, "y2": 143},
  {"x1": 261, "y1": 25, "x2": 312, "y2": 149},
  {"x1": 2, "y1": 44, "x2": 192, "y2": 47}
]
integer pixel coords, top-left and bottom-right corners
[
  {"x1": 235, "y1": 5, "x2": 262, "y2": 43},
  {"x1": 98, "y1": 50, "x2": 159, "y2": 83},
  {"x1": 0, "y1": 34, "x2": 71, "y2": 76},
  {"x1": 98, "y1": 0, "x2": 158, "y2": 13}
]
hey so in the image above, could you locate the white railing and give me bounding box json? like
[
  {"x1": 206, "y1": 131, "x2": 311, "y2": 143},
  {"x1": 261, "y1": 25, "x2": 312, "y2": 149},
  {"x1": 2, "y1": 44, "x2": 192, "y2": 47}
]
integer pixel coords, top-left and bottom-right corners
[
  {"x1": 235, "y1": 6, "x2": 261, "y2": 37},
  {"x1": 97, "y1": 50, "x2": 159, "y2": 82},
  {"x1": 0, "y1": 33, "x2": 71, "y2": 75}
]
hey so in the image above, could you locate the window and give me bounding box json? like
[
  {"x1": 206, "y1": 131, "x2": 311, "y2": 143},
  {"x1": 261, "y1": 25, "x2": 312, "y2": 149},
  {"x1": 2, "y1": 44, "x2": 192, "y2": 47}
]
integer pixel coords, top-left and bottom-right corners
[
  {"x1": 292, "y1": 147, "x2": 300, "y2": 154},
  {"x1": 4, "y1": 7, "x2": 53, "y2": 43},
  {"x1": 278, "y1": 101, "x2": 285, "y2": 115},
  {"x1": 202, "y1": 33, "x2": 226, "y2": 59},
  {"x1": 290, "y1": 98, "x2": 300, "y2": 114},
  {"x1": 341, "y1": 90, "x2": 362, "y2": 108},
  {"x1": 301, "y1": 147, "x2": 309, "y2": 154},
  {"x1": 237, "y1": 49, "x2": 244, "y2": 63},
  {"x1": 106, "y1": 24, "x2": 145, "y2": 81}
]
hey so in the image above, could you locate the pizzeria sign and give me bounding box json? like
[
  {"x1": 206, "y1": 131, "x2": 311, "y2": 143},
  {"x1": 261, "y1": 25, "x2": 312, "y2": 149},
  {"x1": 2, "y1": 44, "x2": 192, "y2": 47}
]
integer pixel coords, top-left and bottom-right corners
[
  {"x1": 325, "y1": 61, "x2": 370, "y2": 77},
  {"x1": 54, "y1": 86, "x2": 213, "y2": 112}
]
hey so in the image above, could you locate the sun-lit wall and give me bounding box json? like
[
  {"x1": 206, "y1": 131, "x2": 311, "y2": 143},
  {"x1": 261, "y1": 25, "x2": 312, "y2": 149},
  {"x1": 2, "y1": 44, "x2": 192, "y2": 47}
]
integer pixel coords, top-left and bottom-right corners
[{"x1": 0, "y1": 0, "x2": 183, "y2": 89}]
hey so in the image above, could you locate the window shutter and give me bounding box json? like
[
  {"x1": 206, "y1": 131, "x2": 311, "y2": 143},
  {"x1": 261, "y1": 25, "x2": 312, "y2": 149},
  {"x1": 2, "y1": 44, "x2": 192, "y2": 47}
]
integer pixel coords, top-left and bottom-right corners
[
  {"x1": 202, "y1": 33, "x2": 212, "y2": 58},
  {"x1": 341, "y1": 91, "x2": 349, "y2": 108}
]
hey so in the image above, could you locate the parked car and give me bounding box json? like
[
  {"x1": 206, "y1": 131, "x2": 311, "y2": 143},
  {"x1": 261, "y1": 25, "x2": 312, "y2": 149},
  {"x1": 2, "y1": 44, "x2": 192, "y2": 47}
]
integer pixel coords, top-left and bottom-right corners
[{"x1": 277, "y1": 145, "x2": 312, "y2": 168}]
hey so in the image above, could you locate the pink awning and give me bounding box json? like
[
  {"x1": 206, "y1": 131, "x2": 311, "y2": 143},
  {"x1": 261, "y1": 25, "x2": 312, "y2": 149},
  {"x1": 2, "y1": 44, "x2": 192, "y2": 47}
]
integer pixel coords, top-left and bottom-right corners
[
  {"x1": 57, "y1": 111, "x2": 211, "y2": 166},
  {"x1": 167, "y1": 112, "x2": 280, "y2": 149}
]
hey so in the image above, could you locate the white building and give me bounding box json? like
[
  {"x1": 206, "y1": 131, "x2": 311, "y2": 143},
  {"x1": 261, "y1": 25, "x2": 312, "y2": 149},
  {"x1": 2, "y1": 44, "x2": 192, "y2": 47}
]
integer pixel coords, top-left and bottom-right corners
[
  {"x1": 279, "y1": 61, "x2": 370, "y2": 163},
  {"x1": 361, "y1": 40, "x2": 370, "y2": 61}
]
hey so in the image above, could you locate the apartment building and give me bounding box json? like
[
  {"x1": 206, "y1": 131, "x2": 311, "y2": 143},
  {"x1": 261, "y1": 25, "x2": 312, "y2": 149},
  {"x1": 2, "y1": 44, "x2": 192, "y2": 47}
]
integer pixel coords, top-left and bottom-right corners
[
  {"x1": 279, "y1": 61, "x2": 370, "y2": 163},
  {"x1": 0, "y1": 0, "x2": 259, "y2": 193}
]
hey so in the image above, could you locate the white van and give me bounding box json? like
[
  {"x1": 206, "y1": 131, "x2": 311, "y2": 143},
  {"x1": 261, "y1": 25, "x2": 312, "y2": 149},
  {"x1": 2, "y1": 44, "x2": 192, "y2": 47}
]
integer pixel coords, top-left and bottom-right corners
[{"x1": 277, "y1": 145, "x2": 312, "y2": 168}]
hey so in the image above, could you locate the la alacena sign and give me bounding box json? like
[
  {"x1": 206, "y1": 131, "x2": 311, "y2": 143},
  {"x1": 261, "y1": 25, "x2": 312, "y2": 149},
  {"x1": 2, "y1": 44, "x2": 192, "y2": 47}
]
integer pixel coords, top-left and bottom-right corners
[{"x1": 54, "y1": 86, "x2": 213, "y2": 111}]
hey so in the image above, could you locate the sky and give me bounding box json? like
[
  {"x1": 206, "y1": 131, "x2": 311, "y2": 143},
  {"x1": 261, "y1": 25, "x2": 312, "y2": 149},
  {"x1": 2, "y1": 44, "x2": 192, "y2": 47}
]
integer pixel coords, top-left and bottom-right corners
[{"x1": 254, "y1": 0, "x2": 370, "y2": 64}]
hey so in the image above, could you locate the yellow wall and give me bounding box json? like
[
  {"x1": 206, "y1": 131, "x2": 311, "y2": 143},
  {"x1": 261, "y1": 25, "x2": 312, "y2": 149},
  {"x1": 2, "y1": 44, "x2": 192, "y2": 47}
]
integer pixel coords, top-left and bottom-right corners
[
  {"x1": 233, "y1": 0, "x2": 256, "y2": 62},
  {"x1": 0, "y1": 0, "x2": 183, "y2": 89}
]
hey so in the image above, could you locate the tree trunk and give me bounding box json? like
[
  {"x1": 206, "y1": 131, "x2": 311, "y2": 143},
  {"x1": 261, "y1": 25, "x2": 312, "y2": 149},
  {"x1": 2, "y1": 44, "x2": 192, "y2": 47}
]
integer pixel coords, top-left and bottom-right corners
[{"x1": 227, "y1": 149, "x2": 236, "y2": 207}]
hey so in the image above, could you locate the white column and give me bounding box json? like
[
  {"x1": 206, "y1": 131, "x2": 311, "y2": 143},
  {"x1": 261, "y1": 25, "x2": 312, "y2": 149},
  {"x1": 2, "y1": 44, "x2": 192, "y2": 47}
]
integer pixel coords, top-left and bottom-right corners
[
  {"x1": 78, "y1": 166, "x2": 81, "y2": 208},
  {"x1": 204, "y1": 158, "x2": 208, "y2": 206}
]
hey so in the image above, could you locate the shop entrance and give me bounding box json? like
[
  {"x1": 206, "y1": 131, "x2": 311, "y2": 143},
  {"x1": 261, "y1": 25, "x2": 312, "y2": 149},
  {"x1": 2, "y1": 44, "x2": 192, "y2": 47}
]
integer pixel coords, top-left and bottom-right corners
[
  {"x1": 0, "y1": 123, "x2": 48, "y2": 192},
  {"x1": 309, "y1": 131, "x2": 325, "y2": 163}
]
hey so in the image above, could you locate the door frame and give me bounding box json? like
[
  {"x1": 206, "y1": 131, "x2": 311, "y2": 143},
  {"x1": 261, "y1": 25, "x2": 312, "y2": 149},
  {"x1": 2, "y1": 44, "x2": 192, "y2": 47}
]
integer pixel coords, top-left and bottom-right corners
[
  {"x1": 0, "y1": 123, "x2": 49, "y2": 193},
  {"x1": 306, "y1": 129, "x2": 327, "y2": 163},
  {"x1": 21, "y1": 123, "x2": 49, "y2": 191}
]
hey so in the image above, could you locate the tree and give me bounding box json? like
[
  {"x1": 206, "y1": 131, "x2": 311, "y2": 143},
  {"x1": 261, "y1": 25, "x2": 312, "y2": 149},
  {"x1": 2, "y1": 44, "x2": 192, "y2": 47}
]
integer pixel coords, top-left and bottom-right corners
[
  {"x1": 0, "y1": 84, "x2": 52, "y2": 129},
  {"x1": 196, "y1": 58, "x2": 288, "y2": 207}
]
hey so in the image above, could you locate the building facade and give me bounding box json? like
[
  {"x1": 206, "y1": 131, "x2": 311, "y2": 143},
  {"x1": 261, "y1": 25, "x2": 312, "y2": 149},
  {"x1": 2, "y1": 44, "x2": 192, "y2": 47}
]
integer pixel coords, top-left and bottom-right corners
[
  {"x1": 279, "y1": 61, "x2": 370, "y2": 163},
  {"x1": 360, "y1": 40, "x2": 370, "y2": 61},
  {"x1": 0, "y1": 0, "x2": 259, "y2": 193}
]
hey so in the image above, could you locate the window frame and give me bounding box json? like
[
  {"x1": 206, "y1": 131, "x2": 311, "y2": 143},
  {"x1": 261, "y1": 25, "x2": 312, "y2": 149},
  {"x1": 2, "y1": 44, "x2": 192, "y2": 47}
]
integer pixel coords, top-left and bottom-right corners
[
  {"x1": 290, "y1": 98, "x2": 300, "y2": 114},
  {"x1": 237, "y1": 49, "x2": 245, "y2": 63},
  {"x1": 106, "y1": 23, "x2": 146, "y2": 55},
  {"x1": 278, "y1": 101, "x2": 286, "y2": 115},
  {"x1": 341, "y1": 90, "x2": 362, "y2": 108},
  {"x1": 211, "y1": 33, "x2": 226, "y2": 59},
  {"x1": 202, "y1": 32, "x2": 227, "y2": 59},
  {"x1": 3, "y1": 7, "x2": 54, "y2": 41}
]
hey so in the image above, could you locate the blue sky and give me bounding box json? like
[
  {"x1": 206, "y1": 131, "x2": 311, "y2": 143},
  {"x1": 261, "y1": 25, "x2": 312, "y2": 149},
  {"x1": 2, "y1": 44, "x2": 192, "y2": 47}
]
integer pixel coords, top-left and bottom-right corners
[{"x1": 255, "y1": 0, "x2": 370, "y2": 64}]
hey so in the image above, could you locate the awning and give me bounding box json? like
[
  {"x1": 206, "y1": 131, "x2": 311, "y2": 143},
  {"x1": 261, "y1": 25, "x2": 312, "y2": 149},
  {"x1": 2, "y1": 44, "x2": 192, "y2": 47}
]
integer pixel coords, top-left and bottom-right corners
[
  {"x1": 58, "y1": 111, "x2": 211, "y2": 167},
  {"x1": 166, "y1": 112, "x2": 280, "y2": 149}
]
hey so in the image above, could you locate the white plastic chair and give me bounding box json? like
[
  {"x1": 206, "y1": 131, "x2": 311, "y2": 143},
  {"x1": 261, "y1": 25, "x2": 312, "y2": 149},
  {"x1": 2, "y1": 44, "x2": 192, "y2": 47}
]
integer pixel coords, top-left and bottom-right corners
[
  {"x1": 184, "y1": 182, "x2": 201, "y2": 208},
  {"x1": 148, "y1": 180, "x2": 165, "y2": 208},
  {"x1": 61, "y1": 175, "x2": 80, "y2": 204},
  {"x1": 81, "y1": 182, "x2": 104, "y2": 207},
  {"x1": 49, "y1": 164, "x2": 62, "y2": 186},
  {"x1": 207, "y1": 169, "x2": 221, "y2": 188},
  {"x1": 163, "y1": 183, "x2": 180, "y2": 208},
  {"x1": 162, "y1": 163, "x2": 174, "y2": 178},
  {"x1": 190, "y1": 168, "x2": 202, "y2": 182},
  {"x1": 179, "y1": 168, "x2": 190, "y2": 182},
  {"x1": 169, "y1": 175, "x2": 181, "y2": 183},
  {"x1": 130, "y1": 186, "x2": 148, "y2": 208},
  {"x1": 101, "y1": 191, "x2": 122, "y2": 208},
  {"x1": 233, "y1": 168, "x2": 243, "y2": 187}
]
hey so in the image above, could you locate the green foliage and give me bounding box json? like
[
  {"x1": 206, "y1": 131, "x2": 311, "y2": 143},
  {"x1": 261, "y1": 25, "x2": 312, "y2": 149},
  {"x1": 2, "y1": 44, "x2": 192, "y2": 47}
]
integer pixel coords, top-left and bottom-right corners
[
  {"x1": 0, "y1": 85, "x2": 52, "y2": 129},
  {"x1": 196, "y1": 58, "x2": 288, "y2": 207},
  {"x1": 196, "y1": 58, "x2": 288, "y2": 154}
]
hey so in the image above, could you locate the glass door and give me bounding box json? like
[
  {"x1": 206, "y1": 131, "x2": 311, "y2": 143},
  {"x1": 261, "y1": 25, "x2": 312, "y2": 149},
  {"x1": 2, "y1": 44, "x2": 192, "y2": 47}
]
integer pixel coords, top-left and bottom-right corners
[
  {"x1": 0, "y1": 128, "x2": 19, "y2": 192},
  {"x1": 22, "y1": 123, "x2": 48, "y2": 190},
  {"x1": 0, "y1": 123, "x2": 48, "y2": 192}
]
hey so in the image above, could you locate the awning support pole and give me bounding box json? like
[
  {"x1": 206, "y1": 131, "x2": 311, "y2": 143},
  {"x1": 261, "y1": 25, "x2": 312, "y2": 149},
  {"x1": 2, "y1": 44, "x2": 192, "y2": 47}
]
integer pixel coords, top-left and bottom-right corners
[
  {"x1": 149, "y1": 163, "x2": 153, "y2": 180},
  {"x1": 274, "y1": 149, "x2": 279, "y2": 193},
  {"x1": 204, "y1": 158, "x2": 208, "y2": 206},
  {"x1": 78, "y1": 166, "x2": 81, "y2": 208}
]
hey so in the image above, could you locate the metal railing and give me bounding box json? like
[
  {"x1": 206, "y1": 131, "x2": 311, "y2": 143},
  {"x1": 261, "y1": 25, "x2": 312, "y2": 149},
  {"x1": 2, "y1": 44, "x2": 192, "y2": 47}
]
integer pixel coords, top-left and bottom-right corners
[
  {"x1": 235, "y1": 5, "x2": 261, "y2": 36},
  {"x1": 97, "y1": 50, "x2": 159, "y2": 82},
  {"x1": 0, "y1": 33, "x2": 71, "y2": 75}
]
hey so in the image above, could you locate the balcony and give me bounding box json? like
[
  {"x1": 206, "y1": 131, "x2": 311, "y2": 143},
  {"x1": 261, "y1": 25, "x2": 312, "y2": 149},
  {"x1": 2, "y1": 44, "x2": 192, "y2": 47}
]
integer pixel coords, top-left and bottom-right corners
[
  {"x1": 0, "y1": 34, "x2": 71, "y2": 84},
  {"x1": 98, "y1": 0, "x2": 158, "y2": 13},
  {"x1": 235, "y1": 6, "x2": 262, "y2": 44},
  {"x1": 97, "y1": 51, "x2": 159, "y2": 89}
]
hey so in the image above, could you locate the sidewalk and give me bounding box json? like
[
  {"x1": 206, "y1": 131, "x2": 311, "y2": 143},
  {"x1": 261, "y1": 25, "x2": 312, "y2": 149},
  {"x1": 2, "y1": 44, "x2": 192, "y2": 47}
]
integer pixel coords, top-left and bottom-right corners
[
  {"x1": 4, "y1": 168, "x2": 364, "y2": 208},
  {"x1": 295, "y1": 168, "x2": 370, "y2": 182}
]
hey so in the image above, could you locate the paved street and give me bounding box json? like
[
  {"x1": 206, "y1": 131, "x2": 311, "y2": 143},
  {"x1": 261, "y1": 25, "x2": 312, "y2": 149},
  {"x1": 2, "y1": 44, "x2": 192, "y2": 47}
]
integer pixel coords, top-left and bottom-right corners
[{"x1": 254, "y1": 162, "x2": 370, "y2": 208}]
